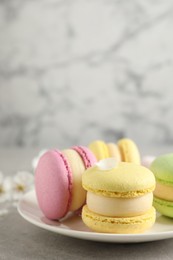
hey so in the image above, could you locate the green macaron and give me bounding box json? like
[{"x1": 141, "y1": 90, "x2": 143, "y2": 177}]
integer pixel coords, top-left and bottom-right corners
[
  {"x1": 150, "y1": 153, "x2": 173, "y2": 218},
  {"x1": 153, "y1": 197, "x2": 173, "y2": 218}
]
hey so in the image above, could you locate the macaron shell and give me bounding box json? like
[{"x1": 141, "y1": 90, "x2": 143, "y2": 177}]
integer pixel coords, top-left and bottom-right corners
[
  {"x1": 82, "y1": 205, "x2": 156, "y2": 233},
  {"x1": 35, "y1": 150, "x2": 72, "y2": 220},
  {"x1": 107, "y1": 143, "x2": 121, "y2": 162},
  {"x1": 72, "y1": 146, "x2": 97, "y2": 168},
  {"x1": 150, "y1": 153, "x2": 173, "y2": 186},
  {"x1": 88, "y1": 140, "x2": 109, "y2": 161},
  {"x1": 117, "y1": 138, "x2": 141, "y2": 164},
  {"x1": 62, "y1": 149, "x2": 86, "y2": 211},
  {"x1": 153, "y1": 197, "x2": 173, "y2": 218},
  {"x1": 82, "y1": 162, "x2": 155, "y2": 198}
]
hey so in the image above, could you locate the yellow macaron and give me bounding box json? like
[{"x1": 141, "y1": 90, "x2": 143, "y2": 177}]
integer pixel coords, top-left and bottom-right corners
[
  {"x1": 82, "y1": 158, "x2": 156, "y2": 233},
  {"x1": 88, "y1": 140, "x2": 109, "y2": 161},
  {"x1": 89, "y1": 138, "x2": 141, "y2": 164},
  {"x1": 107, "y1": 142, "x2": 121, "y2": 162},
  {"x1": 117, "y1": 138, "x2": 141, "y2": 164}
]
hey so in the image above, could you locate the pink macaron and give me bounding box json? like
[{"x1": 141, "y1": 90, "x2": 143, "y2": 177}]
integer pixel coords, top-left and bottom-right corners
[{"x1": 35, "y1": 146, "x2": 96, "y2": 220}]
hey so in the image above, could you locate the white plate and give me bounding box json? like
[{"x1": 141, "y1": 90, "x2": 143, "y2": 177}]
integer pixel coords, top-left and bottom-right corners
[{"x1": 18, "y1": 190, "x2": 173, "y2": 243}]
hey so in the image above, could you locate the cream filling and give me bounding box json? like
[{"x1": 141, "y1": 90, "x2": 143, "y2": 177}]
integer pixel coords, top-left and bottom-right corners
[
  {"x1": 87, "y1": 191, "x2": 153, "y2": 217},
  {"x1": 154, "y1": 182, "x2": 173, "y2": 201},
  {"x1": 62, "y1": 150, "x2": 86, "y2": 211}
]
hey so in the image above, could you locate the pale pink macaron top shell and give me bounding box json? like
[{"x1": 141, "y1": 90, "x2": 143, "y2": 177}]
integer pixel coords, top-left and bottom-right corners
[{"x1": 35, "y1": 150, "x2": 72, "y2": 220}]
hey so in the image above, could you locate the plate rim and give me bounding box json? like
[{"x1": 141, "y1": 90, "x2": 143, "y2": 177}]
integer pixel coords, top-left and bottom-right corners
[{"x1": 17, "y1": 190, "x2": 173, "y2": 243}]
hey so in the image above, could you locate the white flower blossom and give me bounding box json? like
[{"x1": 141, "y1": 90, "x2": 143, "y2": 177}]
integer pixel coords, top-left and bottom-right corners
[
  {"x1": 0, "y1": 172, "x2": 12, "y2": 215},
  {"x1": 0, "y1": 170, "x2": 35, "y2": 213},
  {"x1": 12, "y1": 171, "x2": 34, "y2": 201},
  {"x1": 0, "y1": 171, "x2": 12, "y2": 203},
  {"x1": 32, "y1": 149, "x2": 47, "y2": 170}
]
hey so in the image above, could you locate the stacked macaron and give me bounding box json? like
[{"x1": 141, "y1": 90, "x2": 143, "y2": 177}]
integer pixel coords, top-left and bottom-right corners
[
  {"x1": 35, "y1": 146, "x2": 96, "y2": 219},
  {"x1": 150, "y1": 154, "x2": 173, "y2": 218},
  {"x1": 89, "y1": 138, "x2": 141, "y2": 164},
  {"x1": 82, "y1": 158, "x2": 156, "y2": 233}
]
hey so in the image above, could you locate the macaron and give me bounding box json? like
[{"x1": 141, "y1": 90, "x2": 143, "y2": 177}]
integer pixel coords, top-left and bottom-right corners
[
  {"x1": 88, "y1": 140, "x2": 121, "y2": 162},
  {"x1": 88, "y1": 140, "x2": 109, "y2": 161},
  {"x1": 107, "y1": 142, "x2": 121, "y2": 162},
  {"x1": 150, "y1": 153, "x2": 173, "y2": 218},
  {"x1": 35, "y1": 146, "x2": 96, "y2": 220},
  {"x1": 117, "y1": 138, "x2": 141, "y2": 164},
  {"x1": 82, "y1": 158, "x2": 156, "y2": 233},
  {"x1": 89, "y1": 138, "x2": 140, "y2": 164}
]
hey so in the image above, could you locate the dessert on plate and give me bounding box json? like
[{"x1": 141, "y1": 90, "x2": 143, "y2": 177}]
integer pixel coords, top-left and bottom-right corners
[
  {"x1": 35, "y1": 146, "x2": 96, "y2": 219},
  {"x1": 82, "y1": 158, "x2": 156, "y2": 233}
]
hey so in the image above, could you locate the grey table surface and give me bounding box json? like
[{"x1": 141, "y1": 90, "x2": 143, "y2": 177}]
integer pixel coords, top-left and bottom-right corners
[{"x1": 1, "y1": 147, "x2": 173, "y2": 260}]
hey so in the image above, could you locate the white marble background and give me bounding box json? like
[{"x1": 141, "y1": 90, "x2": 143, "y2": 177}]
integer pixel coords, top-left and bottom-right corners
[{"x1": 0, "y1": 0, "x2": 173, "y2": 152}]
